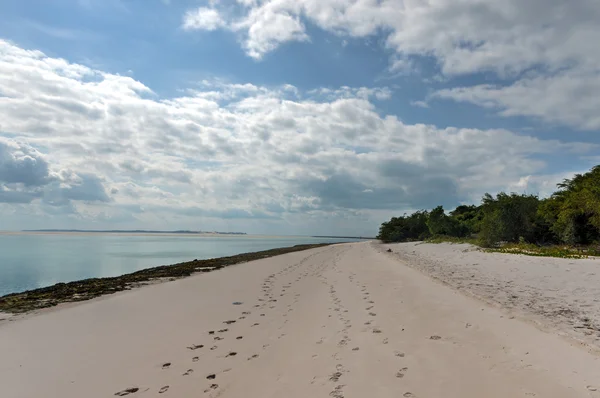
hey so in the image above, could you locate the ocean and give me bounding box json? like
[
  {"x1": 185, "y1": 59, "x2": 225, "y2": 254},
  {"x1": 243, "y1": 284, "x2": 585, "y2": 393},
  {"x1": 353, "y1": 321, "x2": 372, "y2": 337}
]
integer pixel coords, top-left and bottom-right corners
[{"x1": 0, "y1": 233, "x2": 360, "y2": 297}]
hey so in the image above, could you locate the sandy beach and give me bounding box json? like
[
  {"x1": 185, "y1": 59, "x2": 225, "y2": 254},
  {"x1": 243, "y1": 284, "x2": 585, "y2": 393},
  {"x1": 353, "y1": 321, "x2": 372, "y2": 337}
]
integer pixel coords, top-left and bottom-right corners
[
  {"x1": 383, "y1": 241, "x2": 600, "y2": 350},
  {"x1": 1, "y1": 242, "x2": 600, "y2": 397}
]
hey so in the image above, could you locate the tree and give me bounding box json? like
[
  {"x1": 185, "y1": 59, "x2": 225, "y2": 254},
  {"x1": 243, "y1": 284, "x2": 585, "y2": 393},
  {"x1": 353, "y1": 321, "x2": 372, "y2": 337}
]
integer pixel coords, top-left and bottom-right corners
[
  {"x1": 450, "y1": 205, "x2": 483, "y2": 235},
  {"x1": 377, "y1": 211, "x2": 430, "y2": 242},
  {"x1": 426, "y1": 206, "x2": 463, "y2": 237},
  {"x1": 478, "y1": 192, "x2": 544, "y2": 246},
  {"x1": 377, "y1": 164, "x2": 600, "y2": 246},
  {"x1": 539, "y1": 166, "x2": 600, "y2": 244}
]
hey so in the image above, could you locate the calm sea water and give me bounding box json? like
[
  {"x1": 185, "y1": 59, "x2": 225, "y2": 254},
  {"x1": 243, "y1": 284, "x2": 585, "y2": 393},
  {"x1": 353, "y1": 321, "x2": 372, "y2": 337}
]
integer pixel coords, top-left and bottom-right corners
[{"x1": 0, "y1": 233, "x2": 359, "y2": 296}]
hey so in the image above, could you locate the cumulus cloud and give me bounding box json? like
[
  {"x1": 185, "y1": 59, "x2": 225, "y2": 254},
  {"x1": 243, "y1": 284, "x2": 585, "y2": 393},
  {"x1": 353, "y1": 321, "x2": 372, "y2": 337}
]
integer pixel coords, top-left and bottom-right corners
[
  {"x1": 182, "y1": 7, "x2": 225, "y2": 31},
  {"x1": 181, "y1": 0, "x2": 600, "y2": 130},
  {"x1": 0, "y1": 138, "x2": 50, "y2": 187},
  {"x1": 432, "y1": 69, "x2": 600, "y2": 130},
  {"x1": 0, "y1": 39, "x2": 596, "y2": 232},
  {"x1": 0, "y1": 136, "x2": 109, "y2": 206}
]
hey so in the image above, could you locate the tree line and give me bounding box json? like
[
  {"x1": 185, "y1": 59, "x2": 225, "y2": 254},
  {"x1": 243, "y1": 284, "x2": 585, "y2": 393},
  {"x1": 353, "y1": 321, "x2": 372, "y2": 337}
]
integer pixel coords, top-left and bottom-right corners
[{"x1": 377, "y1": 165, "x2": 600, "y2": 247}]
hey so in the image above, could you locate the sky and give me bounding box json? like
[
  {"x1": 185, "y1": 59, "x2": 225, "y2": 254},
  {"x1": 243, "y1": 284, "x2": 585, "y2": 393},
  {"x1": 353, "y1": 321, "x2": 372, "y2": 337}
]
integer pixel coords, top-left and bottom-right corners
[{"x1": 0, "y1": 0, "x2": 599, "y2": 236}]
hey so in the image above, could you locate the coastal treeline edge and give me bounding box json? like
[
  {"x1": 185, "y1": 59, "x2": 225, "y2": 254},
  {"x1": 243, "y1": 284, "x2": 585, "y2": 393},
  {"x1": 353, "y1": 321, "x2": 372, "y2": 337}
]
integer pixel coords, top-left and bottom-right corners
[{"x1": 378, "y1": 165, "x2": 600, "y2": 248}]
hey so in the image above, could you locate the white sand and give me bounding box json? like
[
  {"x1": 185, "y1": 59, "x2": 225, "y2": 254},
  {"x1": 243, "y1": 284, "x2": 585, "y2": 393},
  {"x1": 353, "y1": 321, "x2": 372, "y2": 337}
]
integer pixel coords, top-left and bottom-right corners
[
  {"x1": 383, "y1": 241, "x2": 600, "y2": 350},
  {"x1": 1, "y1": 242, "x2": 600, "y2": 397}
]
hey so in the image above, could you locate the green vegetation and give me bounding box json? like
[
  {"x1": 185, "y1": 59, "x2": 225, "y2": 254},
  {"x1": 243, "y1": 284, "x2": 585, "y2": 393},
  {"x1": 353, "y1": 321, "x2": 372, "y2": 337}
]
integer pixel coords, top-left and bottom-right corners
[
  {"x1": 0, "y1": 243, "x2": 332, "y2": 314},
  {"x1": 424, "y1": 235, "x2": 479, "y2": 245},
  {"x1": 378, "y1": 165, "x2": 600, "y2": 256},
  {"x1": 486, "y1": 243, "x2": 600, "y2": 259}
]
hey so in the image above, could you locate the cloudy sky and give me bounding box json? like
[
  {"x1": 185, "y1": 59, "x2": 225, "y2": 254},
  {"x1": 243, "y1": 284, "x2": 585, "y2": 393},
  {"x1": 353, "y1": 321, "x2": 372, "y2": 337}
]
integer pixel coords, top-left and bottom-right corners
[{"x1": 0, "y1": 0, "x2": 598, "y2": 236}]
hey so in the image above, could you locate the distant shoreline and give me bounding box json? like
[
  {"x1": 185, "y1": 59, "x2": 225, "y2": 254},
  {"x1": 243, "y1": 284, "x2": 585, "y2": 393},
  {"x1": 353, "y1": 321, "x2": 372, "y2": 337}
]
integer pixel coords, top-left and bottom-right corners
[
  {"x1": 0, "y1": 243, "x2": 336, "y2": 314},
  {"x1": 312, "y1": 235, "x2": 375, "y2": 240},
  {"x1": 22, "y1": 229, "x2": 247, "y2": 235},
  {"x1": 1, "y1": 231, "x2": 374, "y2": 240}
]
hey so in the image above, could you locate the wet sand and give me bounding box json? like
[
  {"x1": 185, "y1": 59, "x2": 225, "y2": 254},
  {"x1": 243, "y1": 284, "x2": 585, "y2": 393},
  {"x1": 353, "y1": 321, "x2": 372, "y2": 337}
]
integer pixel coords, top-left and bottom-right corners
[{"x1": 1, "y1": 242, "x2": 599, "y2": 397}]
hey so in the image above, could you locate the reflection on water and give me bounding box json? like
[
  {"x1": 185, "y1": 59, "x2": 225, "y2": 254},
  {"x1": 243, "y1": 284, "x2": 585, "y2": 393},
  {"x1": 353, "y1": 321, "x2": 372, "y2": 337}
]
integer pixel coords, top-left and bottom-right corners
[{"x1": 0, "y1": 234, "x2": 358, "y2": 296}]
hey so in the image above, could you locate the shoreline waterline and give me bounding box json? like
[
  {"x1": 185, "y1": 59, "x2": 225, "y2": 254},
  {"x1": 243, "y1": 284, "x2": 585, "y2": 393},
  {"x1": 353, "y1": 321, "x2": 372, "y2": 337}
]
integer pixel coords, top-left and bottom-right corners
[
  {"x1": 0, "y1": 243, "x2": 341, "y2": 313},
  {"x1": 0, "y1": 233, "x2": 362, "y2": 296}
]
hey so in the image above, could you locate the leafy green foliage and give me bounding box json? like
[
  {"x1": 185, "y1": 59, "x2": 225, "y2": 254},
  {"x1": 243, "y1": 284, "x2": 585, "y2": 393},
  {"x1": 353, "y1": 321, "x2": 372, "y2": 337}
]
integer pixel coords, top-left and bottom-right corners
[
  {"x1": 539, "y1": 166, "x2": 600, "y2": 244},
  {"x1": 450, "y1": 205, "x2": 483, "y2": 234},
  {"x1": 477, "y1": 193, "x2": 548, "y2": 247},
  {"x1": 485, "y1": 243, "x2": 600, "y2": 259},
  {"x1": 377, "y1": 211, "x2": 431, "y2": 242},
  {"x1": 426, "y1": 206, "x2": 465, "y2": 237},
  {"x1": 377, "y1": 165, "x2": 600, "y2": 248},
  {"x1": 425, "y1": 235, "x2": 479, "y2": 245}
]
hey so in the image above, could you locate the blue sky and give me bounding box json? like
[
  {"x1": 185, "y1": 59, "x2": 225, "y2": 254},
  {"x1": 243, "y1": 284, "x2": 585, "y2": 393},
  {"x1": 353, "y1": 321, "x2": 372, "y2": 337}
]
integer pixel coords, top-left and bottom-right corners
[{"x1": 0, "y1": 0, "x2": 599, "y2": 235}]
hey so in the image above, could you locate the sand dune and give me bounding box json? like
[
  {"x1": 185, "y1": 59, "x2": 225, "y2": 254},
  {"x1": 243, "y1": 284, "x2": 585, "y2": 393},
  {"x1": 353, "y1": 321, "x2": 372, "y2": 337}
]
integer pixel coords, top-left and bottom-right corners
[{"x1": 1, "y1": 242, "x2": 600, "y2": 397}]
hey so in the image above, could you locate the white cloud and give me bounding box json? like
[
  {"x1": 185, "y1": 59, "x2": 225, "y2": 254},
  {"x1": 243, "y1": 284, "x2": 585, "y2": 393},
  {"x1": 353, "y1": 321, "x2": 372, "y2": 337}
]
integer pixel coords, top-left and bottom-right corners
[
  {"x1": 182, "y1": 0, "x2": 600, "y2": 74},
  {"x1": 182, "y1": 7, "x2": 225, "y2": 31},
  {"x1": 180, "y1": 0, "x2": 600, "y2": 130},
  {"x1": 432, "y1": 69, "x2": 600, "y2": 130},
  {"x1": 307, "y1": 86, "x2": 391, "y2": 101},
  {"x1": 410, "y1": 100, "x2": 429, "y2": 109},
  {"x1": 0, "y1": 40, "x2": 596, "y2": 234},
  {"x1": 0, "y1": 137, "x2": 109, "y2": 206},
  {"x1": 388, "y1": 56, "x2": 415, "y2": 76},
  {"x1": 240, "y1": 6, "x2": 309, "y2": 59}
]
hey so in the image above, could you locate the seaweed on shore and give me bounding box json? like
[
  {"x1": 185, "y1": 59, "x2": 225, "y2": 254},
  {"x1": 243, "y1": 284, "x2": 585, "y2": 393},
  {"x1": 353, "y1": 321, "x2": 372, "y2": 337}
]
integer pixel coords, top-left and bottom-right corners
[{"x1": 0, "y1": 243, "x2": 332, "y2": 314}]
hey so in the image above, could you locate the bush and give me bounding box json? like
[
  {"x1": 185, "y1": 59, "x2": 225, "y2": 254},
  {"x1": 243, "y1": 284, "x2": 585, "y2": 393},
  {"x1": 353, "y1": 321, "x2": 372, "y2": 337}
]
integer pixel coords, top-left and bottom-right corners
[{"x1": 377, "y1": 165, "x2": 600, "y2": 247}]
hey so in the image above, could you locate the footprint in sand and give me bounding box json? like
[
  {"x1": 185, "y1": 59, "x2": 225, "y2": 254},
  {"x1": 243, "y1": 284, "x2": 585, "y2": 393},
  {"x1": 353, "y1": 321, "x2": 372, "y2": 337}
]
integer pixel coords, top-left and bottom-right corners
[
  {"x1": 372, "y1": 328, "x2": 382, "y2": 334},
  {"x1": 115, "y1": 387, "x2": 139, "y2": 396},
  {"x1": 193, "y1": 357, "x2": 199, "y2": 362},
  {"x1": 162, "y1": 362, "x2": 171, "y2": 369},
  {"x1": 430, "y1": 335, "x2": 442, "y2": 340},
  {"x1": 226, "y1": 352, "x2": 238, "y2": 357},
  {"x1": 223, "y1": 320, "x2": 236, "y2": 325},
  {"x1": 210, "y1": 346, "x2": 218, "y2": 350},
  {"x1": 236, "y1": 336, "x2": 243, "y2": 340},
  {"x1": 252, "y1": 323, "x2": 260, "y2": 327},
  {"x1": 159, "y1": 386, "x2": 169, "y2": 394},
  {"x1": 204, "y1": 384, "x2": 219, "y2": 393},
  {"x1": 330, "y1": 385, "x2": 345, "y2": 398},
  {"x1": 395, "y1": 351, "x2": 405, "y2": 357},
  {"x1": 214, "y1": 336, "x2": 223, "y2": 341},
  {"x1": 187, "y1": 344, "x2": 204, "y2": 350},
  {"x1": 396, "y1": 367, "x2": 408, "y2": 378},
  {"x1": 368, "y1": 312, "x2": 377, "y2": 317},
  {"x1": 183, "y1": 369, "x2": 194, "y2": 376},
  {"x1": 248, "y1": 354, "x2": 259, "y2": 360},
  {"x1": 208, "y1": 331, "x2": 215, "y2": 335},
  {"x1": 403, "y1": 393, "x2": 415, "y2": 397},
  {"x1": 206, "y1": 374, "x2": 216, "y2": 380},
  {"x1": 218, "y1": 328, "x2": 228, "y2": 333}
]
